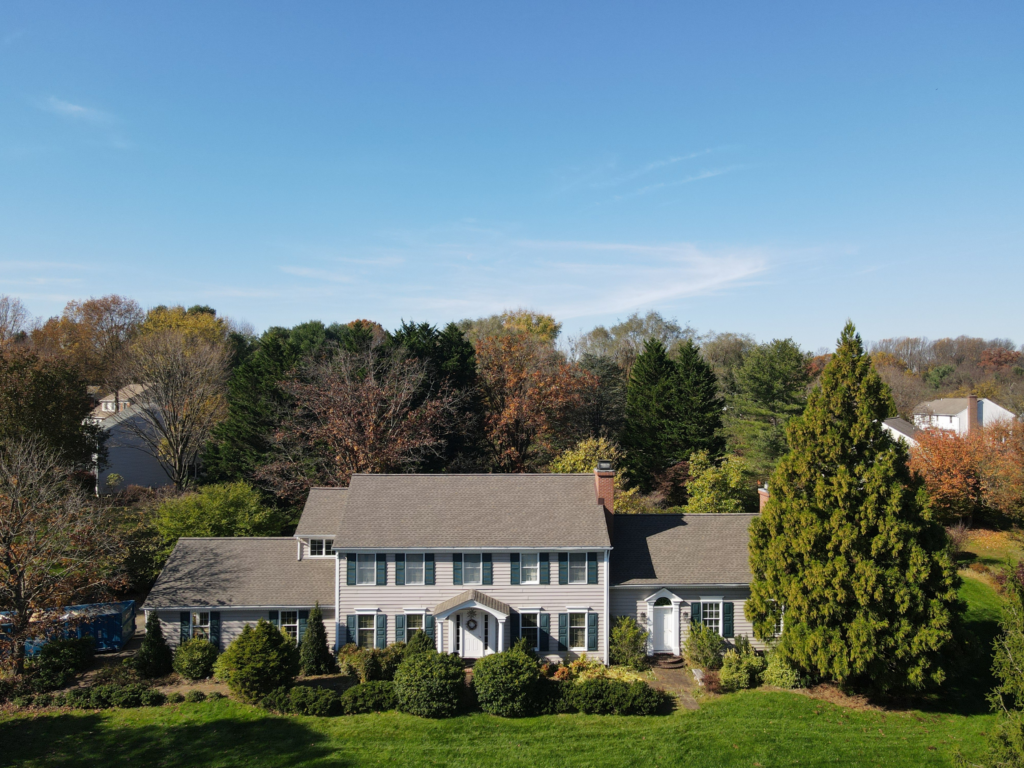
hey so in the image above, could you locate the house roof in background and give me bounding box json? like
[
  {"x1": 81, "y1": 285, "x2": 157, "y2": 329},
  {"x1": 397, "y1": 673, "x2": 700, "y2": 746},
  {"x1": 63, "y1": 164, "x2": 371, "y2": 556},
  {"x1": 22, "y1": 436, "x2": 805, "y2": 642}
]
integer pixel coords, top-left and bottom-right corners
[
  {"x1": 882, "y1": 417, "x2": 919, "y2": 440},
  {"x1": 295, "y1": 488, "x2": 348, "y2": 536},
  {"x1": 914, "y1": 397, "x2": 972, "y2": 416},
  {"x1": 143, "y1": 538, "x2": 334, "y2": 609},
  {"x1": 610, "y1": 514, "x2": 756, "y2": 586},
  {"x1": 323, "y1": 473, "x2": 611, "y2": 548}
]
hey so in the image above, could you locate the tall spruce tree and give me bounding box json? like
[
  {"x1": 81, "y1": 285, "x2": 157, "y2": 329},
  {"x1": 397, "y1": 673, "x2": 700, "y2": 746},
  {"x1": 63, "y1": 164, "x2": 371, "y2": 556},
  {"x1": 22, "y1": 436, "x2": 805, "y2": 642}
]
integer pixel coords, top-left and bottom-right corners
[
  {"x1": 747, "y1": 322, "x2": 961, "y2": 692},
  {"x1": 674, "y1": 339, "x2": 726, "y2": 459},
  {"x1": 299, "y1": 603, "x2": 338, "y2": 676},
  {"x1": 622, "y1": 339, "x2": 681, "y2": 492}
]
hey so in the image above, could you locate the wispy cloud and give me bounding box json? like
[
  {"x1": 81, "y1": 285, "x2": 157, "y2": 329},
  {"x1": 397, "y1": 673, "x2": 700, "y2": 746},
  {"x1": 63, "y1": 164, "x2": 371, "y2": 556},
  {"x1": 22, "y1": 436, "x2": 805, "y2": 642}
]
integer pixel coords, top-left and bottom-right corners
[
  {"x1": 614, "y1": 165, "x2": 745, "y2": 201},
  {"x1": 39, "y1": 97, "x2": 113, "y2": 124},
  {"x1": 592, "y1": 150, "x2": 715, "y2": 189}
]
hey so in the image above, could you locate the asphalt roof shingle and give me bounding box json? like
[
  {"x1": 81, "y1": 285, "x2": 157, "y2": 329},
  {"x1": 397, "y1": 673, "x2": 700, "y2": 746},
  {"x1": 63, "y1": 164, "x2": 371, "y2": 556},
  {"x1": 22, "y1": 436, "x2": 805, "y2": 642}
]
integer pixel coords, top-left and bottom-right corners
[
  {"x1": 610, "y1": 514, "x2": 756, "y2": 586},
  {"x1": 295, "y1": 488, "x2": 348, "y2": 536},
  {"x1": 326, "y1": 474, "x2": 611, "y2": 548},
  {"x1": 142, "y1": 538, "x2": 335, "y2": 609}
]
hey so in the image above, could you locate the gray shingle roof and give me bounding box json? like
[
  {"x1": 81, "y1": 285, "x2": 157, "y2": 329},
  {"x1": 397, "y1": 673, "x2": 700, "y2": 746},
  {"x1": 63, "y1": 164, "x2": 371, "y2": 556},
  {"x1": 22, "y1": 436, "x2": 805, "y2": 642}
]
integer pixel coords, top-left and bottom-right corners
[
  {"x1": 295, "y1": 488, "x2": 347, "y2": 536},
  {"x1": 434, "y1": 589, "x2": 512, "y2": 617},
  {"x1": 328, "y1": 474, "x2": 611, "y2": 548},
  {"x1": 914, "y1": 398, "x2": 970, "y2": 416},
  {"x1": 610, "y1": 514, "x2": 756, "y2": 586},
  {"x1": 142, "y1": 538, "x2": 335, "y2": 609},
  {"x1": 883, "y1": 417, "x2": 919, "y2": 440}
]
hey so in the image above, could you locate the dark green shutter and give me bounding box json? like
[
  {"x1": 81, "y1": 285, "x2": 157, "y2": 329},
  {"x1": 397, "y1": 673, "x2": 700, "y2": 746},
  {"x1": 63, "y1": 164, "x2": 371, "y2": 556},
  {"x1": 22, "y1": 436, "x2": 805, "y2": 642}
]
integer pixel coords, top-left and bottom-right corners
[
  {"x1": 269, "y1": 610, "x2": 279, "y2": 627},
  {"x1": 557, "y1": 613, "x2": 568, "y2": 651},
  {"x1": 395, "y1": 614, "x2": 406, "y2": 643},
  {"x1": 425, "y1": 553, "x2": 435, "y2": 585},
  {"x1": 298, "y1": 610, "x2": 309, "y2": 643},
  {"x1": 587, "y1": 613, "x2": 598, "y2": 652},
  {"x1": 346, "y1": 614, "x2": 357, "y2": 645},
  {"x1": 510, "y1": 611, "x2": 520, "y2": 640},
  {"x1": 395, "y1": 553, "x2": 406, "y2": 586},
  {"x1": 210, "y1": 611, "x2": 221, "y2": 650},
  {"x1": 691, "y1": 602, "x2": 702, "y2": 625},
  {"x1": 347, "y1": 554, "x2": 357, "y2": 586},
  {"x1": 376, "y1": 553, "x2": 387, "y2": 586},
  {"x1": 723, "y1": 602, "x2": 734, "y2": 638},
  {"x1": 558, "y1": 553, "x2": 569, "y2": 585},
  {"x1": 482, "y1": 553, "x2": 492, "y2": 586},
  {"x1": 179, "y1": 611, "x2": 190, "y2": 645},
  {"x1": 510, "y1": 553, "x2": 520, "y2": 585},
  {"x1": 539, "y1": 613, "x2": 550, "y2": 653},
  {"x1": 424, "y1": 614, "x2": 435, "y2": 642},
  {"x1": 587, "y1": 552, "x2": 598, "y2": 584},
  {"x1": 540, "y1": 553, "x2": 550, "y2": 585},
  {"x1": 376, "y1": 614, "x2": 386, "y2": 649},
  {"x1": 453, "y1": 553, "x2": 463, "y2": 585}
]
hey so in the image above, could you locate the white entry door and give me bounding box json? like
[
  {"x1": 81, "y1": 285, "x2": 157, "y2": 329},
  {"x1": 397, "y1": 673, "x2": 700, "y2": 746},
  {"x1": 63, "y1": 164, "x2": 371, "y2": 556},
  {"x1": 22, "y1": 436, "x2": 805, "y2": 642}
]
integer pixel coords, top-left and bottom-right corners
[
  {"x1": 652, "y1": 606, "x2": 674, "y2": 653},
  {"x1": 459, "y1": 612, "x2": 486, "y2": 658}
]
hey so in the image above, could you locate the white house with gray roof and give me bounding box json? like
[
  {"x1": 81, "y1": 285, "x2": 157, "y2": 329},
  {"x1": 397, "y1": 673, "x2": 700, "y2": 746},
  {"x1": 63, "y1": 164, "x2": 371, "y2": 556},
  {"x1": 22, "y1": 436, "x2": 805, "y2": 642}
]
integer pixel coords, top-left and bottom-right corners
[
  {"x1": 913, "y1": 394, "x2": 1016, "y2": 436},
  {"x1": 144, "y1": 465, "x2": 761, "y2": 662}
]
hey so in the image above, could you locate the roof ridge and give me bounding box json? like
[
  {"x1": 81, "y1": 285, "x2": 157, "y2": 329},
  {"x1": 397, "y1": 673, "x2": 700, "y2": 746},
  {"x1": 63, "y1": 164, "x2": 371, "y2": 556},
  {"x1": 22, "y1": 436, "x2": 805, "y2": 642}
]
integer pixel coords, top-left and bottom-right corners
[{"x1": 176, "y1": 536, "x2": 297, "y2": 541}]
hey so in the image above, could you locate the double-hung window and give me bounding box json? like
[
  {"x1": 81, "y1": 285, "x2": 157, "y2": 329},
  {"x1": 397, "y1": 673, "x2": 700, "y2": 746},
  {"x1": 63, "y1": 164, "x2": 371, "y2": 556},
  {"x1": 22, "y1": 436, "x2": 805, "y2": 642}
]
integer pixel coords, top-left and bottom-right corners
[
  {"x1": 357, "y1": 615, "x2": 375, "y2": 649},
  {"x1": 406, "y1": 554, "x2": 425, "y2": 585},
  {"x1": 568, "y1": 553, "x2": 587, "y2": 584},
  {"x1": 701, "y1": 602, "x2": 722, "y2": 635},
  {"x1": 356, "y1": 554, "x2": 376, "y2": 585},
  {"x1": 191, "y1": 611, "x2": 210, "y2": 639},
  {"x1": 463, "y1": 554, "x2": 482, "y2": 585},
  {"x1": 280, "y1": 611, "x2": 299, "y2": 642},
  {"x1": 406, "y1": 614, "x2": 423, "y2": 641},
  {"x1": 521, "y1": 613, "x2": 540, "y2": 651},
  {"x1": 521, "y1": 553, "x2": 540, "y2": 584},
  {"x1": 569, "y1": 613, "x2": 587, "y2": 650},
  {"x1": 309, "y1": 539, "x2": 334, "y2": 557}
]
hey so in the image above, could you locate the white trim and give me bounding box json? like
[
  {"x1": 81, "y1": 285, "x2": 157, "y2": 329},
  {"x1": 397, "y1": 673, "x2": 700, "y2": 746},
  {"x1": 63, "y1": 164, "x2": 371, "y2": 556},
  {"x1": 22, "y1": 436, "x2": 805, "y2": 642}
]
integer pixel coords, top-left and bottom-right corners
[
  {"x1": 434, "y1": 598, "x2": 509, "y2": 621},
  {"x1": 403, "y1": 608, "x2": 429, "y2": 614},
  {"x1": 518, "y1": 610, "x2": 542, "y2": 653},
  {"x1": 306, "y1": 537, "x2": 336, "y2": 558},
  {"x1": 699, "y1": 595, "x2": 724, "y2": 601},
  {"x1": 402, "y1": 552, "x2": 427, "y2": 586},
  {"x1": 567, "y1": 610, "x2": 588, "y2": 652},
  {"x1": 297, "y1": 540, "x2": 302, "y2": 561},
  {"x1": 519, "y1": 552, "x2": 541, "y2": 585},
  {"x1": 610, "y1": 583, "x2": 749, "y2": 589},
  {"x1": 334, "y1": 552, "x2": 341, "y2": 651},
  {"x1": 644, "y1": 588, "x2": 684, "y2": 656},
  {"x1": 339, "y1": 546, "x2": 613, "y2": 553},
  {"x1": 567, "y1": 551, "x2": 588, "y2": 584},
  {"x1": 603, "y1": 550, "x2": 610, "y2": 665},
  {"x1": 566, "y1": 606, "x2": 592, "y2": 612},
  {"x1": 149, "y1": 605, "x2": 328, "y2": 611},
  {"x1": 517, "y1": 606, "x2": 543, "y2": 612},
  {"x1": 354, "y1": 607, "x2": 381, "y2": 614}
]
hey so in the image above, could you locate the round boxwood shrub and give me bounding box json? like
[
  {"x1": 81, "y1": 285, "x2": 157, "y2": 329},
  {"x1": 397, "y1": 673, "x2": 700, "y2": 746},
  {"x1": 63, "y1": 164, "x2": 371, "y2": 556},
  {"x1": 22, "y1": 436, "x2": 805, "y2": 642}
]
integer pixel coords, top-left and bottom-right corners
[
  {"x1": 185, "y1": 690, "x2": 207, "y2": 703},
  {"x1": 341, "y1": 680, "x2": 398, "y2": 714},
  {"x1": 394, "y1": 652, "x2": 465, "y2": 718},
  {"x1": 134, "y1": 612, "x2": 174, "y2": 678},
  {"x1": 288, "y1": 686, "x2": 342, "y2": 716},
  {"x1": 621, "y1": 680, "x2": 664, "y2": 715},
  {"x1": 166, "y1": 692, "x2": 185, "y2": 704},
  {"x1": 472, "y1": 647, "x2": 541, "y2": 718},
  {"x1": 173, "y1": 638, "x2": 219, "y2": 680},
  {"x1": 140, "y1": 689, "x2": 166, "y2": 707},
  {"x1": 208, "y1": 691, "x2": 225, "y2": 700},
  {"x1": 214, "y1": 619, "x2": 299, "y2": 703}
]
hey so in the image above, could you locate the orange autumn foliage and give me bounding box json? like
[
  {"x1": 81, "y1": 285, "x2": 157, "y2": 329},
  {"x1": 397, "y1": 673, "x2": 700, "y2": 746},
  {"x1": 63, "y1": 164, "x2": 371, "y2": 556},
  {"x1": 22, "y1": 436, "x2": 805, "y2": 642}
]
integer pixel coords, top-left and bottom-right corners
[{"x1": 909, "y1": 428, "x2": 985, "y2": 522}]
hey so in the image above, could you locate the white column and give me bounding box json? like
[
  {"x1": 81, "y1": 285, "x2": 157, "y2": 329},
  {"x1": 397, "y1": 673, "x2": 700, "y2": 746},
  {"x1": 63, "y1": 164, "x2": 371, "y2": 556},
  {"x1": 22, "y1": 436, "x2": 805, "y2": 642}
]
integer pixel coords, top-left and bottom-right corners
[
  {"x1": 498, "y1": 619, "x2": 505, "y2": 652},
  {"x1": 436, "y1": 620, "x2": 443, "y2": 653}
]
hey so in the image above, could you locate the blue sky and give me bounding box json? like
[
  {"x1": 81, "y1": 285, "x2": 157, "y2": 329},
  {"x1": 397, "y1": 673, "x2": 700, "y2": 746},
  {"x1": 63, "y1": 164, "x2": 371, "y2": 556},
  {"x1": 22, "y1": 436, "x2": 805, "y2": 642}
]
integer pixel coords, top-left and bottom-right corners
[{"x1": 1, "y1": 2, "x2": 1022, "y2": 351}]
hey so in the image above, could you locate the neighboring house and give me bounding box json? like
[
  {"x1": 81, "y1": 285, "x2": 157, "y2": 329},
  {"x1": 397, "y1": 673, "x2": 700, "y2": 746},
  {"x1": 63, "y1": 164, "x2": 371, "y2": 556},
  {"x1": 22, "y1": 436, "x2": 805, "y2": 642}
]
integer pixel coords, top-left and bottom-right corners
[
  {"x1": 881, "y1": 417, "x2": 920, "y2": 448},
  {"x1": 143, "y1": 465, "x2": 761, "y2": 662},
  {"x1": 88, "y1": 384, "x2": 171, "y2": 495},
  {"x1": 913, "y1": 394, "x2": 1016, "y2": 435}
]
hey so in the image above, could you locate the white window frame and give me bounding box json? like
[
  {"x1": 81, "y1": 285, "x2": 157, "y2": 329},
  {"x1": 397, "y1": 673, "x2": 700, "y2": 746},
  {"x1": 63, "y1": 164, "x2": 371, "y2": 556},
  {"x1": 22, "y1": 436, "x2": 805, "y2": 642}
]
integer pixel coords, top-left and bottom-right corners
[
  {"x1": 190, "y1": 611, "x2": 210, "y2": 640},
  {"x1": 519, "y1": 611, "x2": 541, "y2": 652},
  {"x1": 463, "y1": 553, "x2": 482, "y2": 586},
  {"x1": 568, "y1": 612, "x2": 587, "y2": 651},
  {"x1": 405, "y1": 612, "x2": 424, "y2": 641},
  {"x1": 357, "y1": 614, "x2": 375, "y2": 649},
  {"x1": 405, "y1": 553, "x2": 425, "y2": 585},
  {"x1": 568, "y1": 552, "x2": 587, "y2": 584},
  {"x1": 356, "y1": 553, "x2": 376, "y2": 585},
  {"x1": 520, "y1": 553, "x2": 540, "y2": 585},
  {"x1": 309, "y1": 538, "x2": 334, "y2": 558},
  {"x1": 698, "y1": 597, "x2": 724, "y2": 636},
  {"x1": 280, "y1": 610, "x2": 299, "y2": 642}
]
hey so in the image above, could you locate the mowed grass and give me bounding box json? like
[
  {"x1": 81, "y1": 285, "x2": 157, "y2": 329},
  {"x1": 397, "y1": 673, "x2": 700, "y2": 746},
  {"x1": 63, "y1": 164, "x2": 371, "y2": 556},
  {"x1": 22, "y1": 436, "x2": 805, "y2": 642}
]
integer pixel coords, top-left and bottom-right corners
[{"x1": 0, "y1": 578, "x2": 1004, "y2": 768}]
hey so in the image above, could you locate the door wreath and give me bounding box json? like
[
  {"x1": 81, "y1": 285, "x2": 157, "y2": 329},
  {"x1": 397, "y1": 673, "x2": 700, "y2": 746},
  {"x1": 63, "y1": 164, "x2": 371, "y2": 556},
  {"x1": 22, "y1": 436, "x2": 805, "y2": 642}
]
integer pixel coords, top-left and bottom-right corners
[{"x1": 466, "y1": 618, "x2": 478, "y2": 631}]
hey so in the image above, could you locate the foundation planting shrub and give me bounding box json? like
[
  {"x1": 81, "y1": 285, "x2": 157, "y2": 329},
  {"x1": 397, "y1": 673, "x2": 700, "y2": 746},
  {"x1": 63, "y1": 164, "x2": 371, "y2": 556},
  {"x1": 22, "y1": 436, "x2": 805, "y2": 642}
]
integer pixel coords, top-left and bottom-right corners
[
  {"x1": 341, "y1": 681, "x2": 398, "y2": 714},
  {"x1": 30, "y1": 637, "x2": 95, "y2": 691},
  {"x1": 214, "y1": 619, "x2": 299, "y2": 703},
  {"x1": 761, "y1": 648, "x2": 802, "y2": 689},
  {"x1": 166, "y1": 692, "x2": 185, "y2": 704},
  {"x1": 566, "y1": 677, "x2": 664, "y2": 715},
  {"x1": 403, "y1": 631, "x2": 436, "y2": 658},
  {"x1": 140, "y1": 689, "x2": 166, "y2": 706},
  {"x1": 609, "y1": 616, "x2": 650, "y2": 671},
  {"x1": 394, "y1": 651, "x2": 465, "y2": 718},
  {"x1": 134, "y1": 612, "x2": 174, "y2": 678},
  {"x1": 259, "y1": 687, "x2": 293, "y2": 713},
  {"x1": 719, "y1": 639, "x2": 766, "y2": 693},
  {"x1": 173, "y1": 638, "x2": 219, "y2": 680},
  {"x1": 185, "y1": 690, "x2": 206, "y2": 703},
  {"x1": 472, "y1": 646, "x2": 541, "y2": 717},
  {"x1": 289, "y1": 685, "x2": 342, "y2": 716},
  {"x1": 685, "y1": 623, "x2": 724, "y2": 670},
  {"x1": 535, "y1": 678, "x2": 573, "y2": 714},
  {"x1": 379, "y1": 642, "x2": 406, "y2": 680},
  {"x1": 299, "y1": 603, "x2": 338, "y2": 676},
  {"x1": 109, "y1": 683, "x2": 149, "y2": 708},
  {"x1": 208, "y1": 691, "x2": 225, "y2": 700}
]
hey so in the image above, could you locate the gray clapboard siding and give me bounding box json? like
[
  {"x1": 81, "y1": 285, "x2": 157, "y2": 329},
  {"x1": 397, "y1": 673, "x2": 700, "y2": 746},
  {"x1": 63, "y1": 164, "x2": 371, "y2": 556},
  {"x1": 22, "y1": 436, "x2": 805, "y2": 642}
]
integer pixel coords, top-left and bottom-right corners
[
  {"x1": 338, "y1": 552, "x2": 606, "y2": 658},
  {"x1": 155, "y1": 607, "x2": 336, "y2": 650}
]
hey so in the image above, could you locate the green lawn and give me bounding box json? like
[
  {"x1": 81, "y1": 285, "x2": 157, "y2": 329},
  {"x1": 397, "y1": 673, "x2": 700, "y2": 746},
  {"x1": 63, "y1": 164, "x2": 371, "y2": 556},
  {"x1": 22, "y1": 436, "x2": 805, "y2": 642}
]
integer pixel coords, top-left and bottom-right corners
[{"x1": 0, "y1": 578, "x2": 1004, "y2": 768}]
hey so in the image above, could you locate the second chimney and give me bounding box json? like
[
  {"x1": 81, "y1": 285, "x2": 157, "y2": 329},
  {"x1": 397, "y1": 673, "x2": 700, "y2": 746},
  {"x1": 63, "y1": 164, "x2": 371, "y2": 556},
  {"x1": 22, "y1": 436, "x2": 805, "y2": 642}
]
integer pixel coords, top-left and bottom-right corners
[
  {"x1": 967, "y1": 394, "x2": 979, "y2": 434},
  {"x1": 594, "y1": 460, "x2": 615, "y2": 514}
]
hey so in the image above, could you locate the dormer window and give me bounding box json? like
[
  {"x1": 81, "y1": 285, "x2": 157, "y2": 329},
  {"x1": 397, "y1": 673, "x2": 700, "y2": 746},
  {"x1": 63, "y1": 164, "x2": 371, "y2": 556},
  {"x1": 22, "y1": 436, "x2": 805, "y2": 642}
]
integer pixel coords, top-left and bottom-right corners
[{"x1": 309, "y1": 538, "x2": 334, "y2": 557}]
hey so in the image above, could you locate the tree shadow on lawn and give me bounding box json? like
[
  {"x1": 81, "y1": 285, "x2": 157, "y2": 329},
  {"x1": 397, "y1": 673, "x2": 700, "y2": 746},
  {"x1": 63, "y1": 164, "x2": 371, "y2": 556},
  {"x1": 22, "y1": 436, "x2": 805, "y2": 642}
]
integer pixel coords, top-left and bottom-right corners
[{"x1": 0, "y1": 706, "x2": 348, "y2": 768}]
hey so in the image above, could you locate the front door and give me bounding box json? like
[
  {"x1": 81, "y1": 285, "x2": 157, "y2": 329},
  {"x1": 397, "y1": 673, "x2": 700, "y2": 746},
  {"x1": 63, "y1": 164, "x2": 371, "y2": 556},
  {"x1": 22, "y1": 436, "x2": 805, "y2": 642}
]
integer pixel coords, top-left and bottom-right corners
[
  {"x1": 459, "y1": 611, "x2": 486, "y2": 658},
  {"x1": 652, "y1": 606, "x2": 674, "y2": 653}
]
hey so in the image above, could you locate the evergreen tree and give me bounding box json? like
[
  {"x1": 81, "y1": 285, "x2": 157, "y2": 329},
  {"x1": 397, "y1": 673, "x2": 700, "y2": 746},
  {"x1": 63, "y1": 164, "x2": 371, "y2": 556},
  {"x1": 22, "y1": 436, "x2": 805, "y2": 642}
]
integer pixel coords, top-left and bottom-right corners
[
  {"x1": 747, "y1": 322, "x2": 961, "y2": 693},
  {"x1": 134, "y1": 611, "x2": 174, "y2": 678},
  {"x1": 299, "y1": 603, "x2": 338, "y2": 676},
  {"x1": 988, "y1": 566, "x2": 1024, "y2": 765},
  {"x1": 674, "y1": 339, "x2": 726, "y2": 459},
  {"x1": 622, "y1": 339, "x2": 681, "y2": 492}
]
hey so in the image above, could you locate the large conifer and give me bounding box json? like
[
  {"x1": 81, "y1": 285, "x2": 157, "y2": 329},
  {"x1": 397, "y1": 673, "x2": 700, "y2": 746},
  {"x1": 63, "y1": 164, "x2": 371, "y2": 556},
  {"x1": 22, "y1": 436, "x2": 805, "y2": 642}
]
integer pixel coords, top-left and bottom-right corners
[
  {"x1": 748, "y1": 322, "x2": 960, "y2": 692},
  {"x1": 674, "y1": 339, "x2": 726, "y2": 459}
]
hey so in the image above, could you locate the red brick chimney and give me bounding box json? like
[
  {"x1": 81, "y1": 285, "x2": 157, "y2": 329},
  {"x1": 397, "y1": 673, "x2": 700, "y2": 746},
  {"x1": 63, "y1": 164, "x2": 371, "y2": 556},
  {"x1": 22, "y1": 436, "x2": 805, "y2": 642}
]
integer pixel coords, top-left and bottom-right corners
[
  {"x1": 758, "y1": 485, "x2": 770, "y2": 512},
  {"x1": 967, "y1": 394, "x2": 979, "y2": 434},
  {"x1": 595, "y1": 461, "x2": 615, "y2": 541}
]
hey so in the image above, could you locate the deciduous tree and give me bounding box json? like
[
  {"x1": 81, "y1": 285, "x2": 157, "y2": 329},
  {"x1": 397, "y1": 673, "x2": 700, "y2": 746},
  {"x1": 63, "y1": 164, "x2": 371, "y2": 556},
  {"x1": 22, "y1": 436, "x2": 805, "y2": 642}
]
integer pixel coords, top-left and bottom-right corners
[
  {"x1": 0, "y1": 295, "x2": 30, "y2": 348},
  {"x1": 683, "y1": 451, "x2": 754, "y2": 514},
  {"x1": 909, "y1": 429, "x2": 985, "y2": 523},
  {"x1": 748, "y1": 322, "x2": 960, "y2": 693}
]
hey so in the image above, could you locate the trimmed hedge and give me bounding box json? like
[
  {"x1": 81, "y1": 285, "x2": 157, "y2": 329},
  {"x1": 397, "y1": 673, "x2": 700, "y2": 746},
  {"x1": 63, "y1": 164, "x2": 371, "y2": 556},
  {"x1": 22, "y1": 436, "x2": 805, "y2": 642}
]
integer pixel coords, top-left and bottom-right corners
[
  {"x1": 565, "y1": 677, "x2": 664, "y2": 715},
  {"x1": 341, "y1": 681, "x2": 397, "y2": 714},
  {"x1": 173, "y1": 638, "x2": 219, "y2": 680},
  {"x1": 394, "y1": 652, "x2": 465, "y2": 718},
  {"x1": 472, "y1": 648, "x2": 540, "y2": 718}
]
